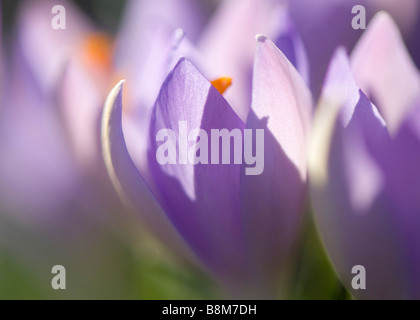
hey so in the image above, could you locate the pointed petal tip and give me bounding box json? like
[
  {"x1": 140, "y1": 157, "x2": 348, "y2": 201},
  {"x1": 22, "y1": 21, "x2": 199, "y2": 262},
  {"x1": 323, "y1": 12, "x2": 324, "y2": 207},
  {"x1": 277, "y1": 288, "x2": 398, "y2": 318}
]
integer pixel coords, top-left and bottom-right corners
[
  {"x1": 172, "y1": 28, "x2": 186, "y2": 49},
  {"x1": 327, "y1": 47, "x2": 352, "y2": 79},
  {"x1": 174, "y1": 28, "x2": 185, "y2": 40},
  {"x1": 102, "y1": 79, "x2": 127, "y2": 161},
  {"x1": 166, "y1": 57, "x2": 211, "y2": 92},
  {"x1": 367, "y1": 10, "x2": 403, "y2": 42},
  {"x1": 103, "y1": 80, "x2": 126, "y2": 120},
  {"x1": 256, "y1": 34, "x2": 268, "y2": 43},
  {"x1": 109, "y1": 79, "x2": 126, "y2": 100},
  {"x1": 351, "y1": 8, "x2": 420, "y2": 133},
  {"x1": 371, "y1": 10, "x2": 397, "y2": 28},
  {"x1": 172, "y1": 56, "x2": 190, "y2": 72},
  {"x1": 333, "y1": 46, "x2": 350, "y2": 60},
  {"x1": 324, "y1": 47, "x2": 354, "y2": 86},
  {"x1": 116, "y1": 79, "x2": 126, "y2": 90}
]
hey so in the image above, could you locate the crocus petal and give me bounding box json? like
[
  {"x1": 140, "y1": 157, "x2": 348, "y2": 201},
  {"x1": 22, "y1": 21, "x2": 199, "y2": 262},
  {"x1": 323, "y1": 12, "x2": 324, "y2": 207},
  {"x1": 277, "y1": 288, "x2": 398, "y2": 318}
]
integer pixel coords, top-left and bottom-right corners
[
  {"x1": 380, "y1": 100, "x2": 420, "y2": 298},
  {"x1": 407, "y1": 5, "x2": 420, "y2": 68},
  {"x1": 168, "y1": 29, "x2": 214, "y2": 80},
  {"x1": 101, "y1": 80, "x2": 192, "y2": 259},
  {"x1": 121, "y1": 29, "x2": 210, "y2": 181},
  {"x1": 119, "y1": 28, "x2": 186, "y2": 176},
  {"x1": 251, "y1": 35, "x2": 311, "y2": 178},
  {"x1": 368, "y1": 0, "x2": 419, "y2": 35},
  {"x1": 123, "y1": 28, "x2": 213, "y2": 182},
  {"x1": 116, "y1": 0, "x2": 206, "y2": 63},
  {"x1": 0, "y1": 59, "x2": 81, "y2": 229},
  {"x1": 0, "y1": 5, "x2": 3, "y2": 102},
  {"x1": 115, "y1": 0, "x2": 207, "y2": 111},
  {"x1": 273, "y1": 7, "x2": 310, "y2": 85},
  {"x1": 59, "y1": 60, "x2": 104, "y2": 169},
  {"x1": 148, "y1": 58, "x2": 251, "y2": 288},
  {"x1": 240, "y1": 36, "x2": 311, "y2": 284},
  {"x1": 351, "y1": 12, "x2": 420, "y2": 133},
  {"x1": 287, "y1": 0, "x2": 419, "y2": 98},
  {"x1": 17, "y1": 0, "x2": 92, "y2": 94},
  {"x1": 198, "y1": 0, "x2": 281, "y2": 121},
  {"x1": 288, "y1": 0, "x2": 363, "y2": 98},
  {"x1": 118, "y1": 26, "x2": 177, "y2": 115},
  {"x1": 310, "y1": 49, "x2": 408, "y2": 299}
]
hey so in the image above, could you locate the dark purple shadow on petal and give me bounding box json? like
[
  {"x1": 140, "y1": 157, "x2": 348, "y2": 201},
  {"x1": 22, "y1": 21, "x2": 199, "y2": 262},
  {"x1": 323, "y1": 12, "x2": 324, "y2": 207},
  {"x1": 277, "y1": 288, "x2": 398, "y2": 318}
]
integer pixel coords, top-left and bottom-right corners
[
  {"x1": 407, "y1": 6, "x2": 420, "y2": 69},
  {"x1": 380, "y1": 102, "x2": 420, "y2": 299},
  {"x1": 148, "y1": 58, "x2": 251, "y2": 286},
  {"x1": 274, "y1": 15, "x2": 310, "y2": 85},
  {"x1": 275, "y1": 36, "x2": 297, "y2": 74},
  {"x1": 345, "y1": 90, "x2": 390, "y2": 156},
  {"x1": 321, "y1": 90, "x2": 409, "y2": 299},
  {"x1": 288, "y1": 0, "x2": 363, "y2": 99},
  {"x1": 240, "y1": 110, "x2": 305, "y2": 289}
]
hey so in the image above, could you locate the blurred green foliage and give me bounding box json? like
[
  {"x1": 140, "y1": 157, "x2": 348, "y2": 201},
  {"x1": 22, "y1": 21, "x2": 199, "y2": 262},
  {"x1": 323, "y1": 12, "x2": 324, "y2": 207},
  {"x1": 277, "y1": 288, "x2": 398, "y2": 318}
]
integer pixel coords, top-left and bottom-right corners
[{"x1": 289, "y1": 215, "x2": 351, "y2": 300}]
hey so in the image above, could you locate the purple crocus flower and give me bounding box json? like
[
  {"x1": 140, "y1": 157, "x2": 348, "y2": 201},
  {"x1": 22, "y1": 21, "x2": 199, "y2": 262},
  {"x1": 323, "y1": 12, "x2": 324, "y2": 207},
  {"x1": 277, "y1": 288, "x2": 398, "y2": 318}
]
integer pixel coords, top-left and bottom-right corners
[
  {"x1": 102, "y1": 35, "x2": 312, "y2": 297},
  {"x1": 309, "y1": 12, "x2": 420, "y2": 299},
  {"x1": 196, "y1": 0, "x2": 309, "y2": 121},
  {"x1": 0, "y1": 0, "x2": 142, "y2": 298},
  {"x1": 0, "y1": 0, "x2": 117, "y2": 236},
  {"x1": 287, "y1": 0, "x2": 420, "y2": 97},
  {"x1": 115, "y1": 0, "x2": 307, "y2": 148}
]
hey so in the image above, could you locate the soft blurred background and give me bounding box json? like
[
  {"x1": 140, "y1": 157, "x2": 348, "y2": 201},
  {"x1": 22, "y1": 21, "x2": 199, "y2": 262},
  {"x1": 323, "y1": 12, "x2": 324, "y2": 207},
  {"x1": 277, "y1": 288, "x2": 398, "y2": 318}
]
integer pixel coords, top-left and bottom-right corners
[
  {"x1": 0, "y1": 0, "x2": 370, "y2": 299},
  {"x1": 0, "y1": 0, "x2": 220, "y2": 300}
]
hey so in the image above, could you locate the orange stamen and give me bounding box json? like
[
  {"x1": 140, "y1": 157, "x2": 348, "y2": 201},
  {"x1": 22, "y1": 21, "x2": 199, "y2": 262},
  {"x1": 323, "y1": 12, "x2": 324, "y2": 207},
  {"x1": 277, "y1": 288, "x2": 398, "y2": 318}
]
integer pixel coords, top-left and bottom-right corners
[
  {"x1": 211, "y1": 77, "x2": 232, "y2": 95},
  {"x1": 82, "y1": 32, "x2": 113, "y2": 71}
]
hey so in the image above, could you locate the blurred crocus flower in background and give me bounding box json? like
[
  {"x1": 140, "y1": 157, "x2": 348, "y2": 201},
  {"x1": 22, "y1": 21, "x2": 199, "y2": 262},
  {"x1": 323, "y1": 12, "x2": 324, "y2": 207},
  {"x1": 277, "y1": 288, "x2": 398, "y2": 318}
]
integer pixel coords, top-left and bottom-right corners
[
  {"x1": 309, "y1": 12, "x2": 420, "y2": 299},
  {"x1": 286, "y1": 0, "x2": 420, "y2": 97},
  {"x1": 0, "y1": 0, "x2": 138, "y2": 298},
  {"x1": 0, "y1": 0, "x2": 116, "y2": 235}
]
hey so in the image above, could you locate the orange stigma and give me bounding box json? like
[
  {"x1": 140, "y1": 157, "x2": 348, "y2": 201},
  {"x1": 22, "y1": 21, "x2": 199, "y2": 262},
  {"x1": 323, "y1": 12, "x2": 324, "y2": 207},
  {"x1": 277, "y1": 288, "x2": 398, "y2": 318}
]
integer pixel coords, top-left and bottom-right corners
[
  {"x1": 82, "y1": 32, "x2": 113, "y2": 71},
  {"x1": 211, "y1": 77, "x2": 232, "y2": 95}
]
